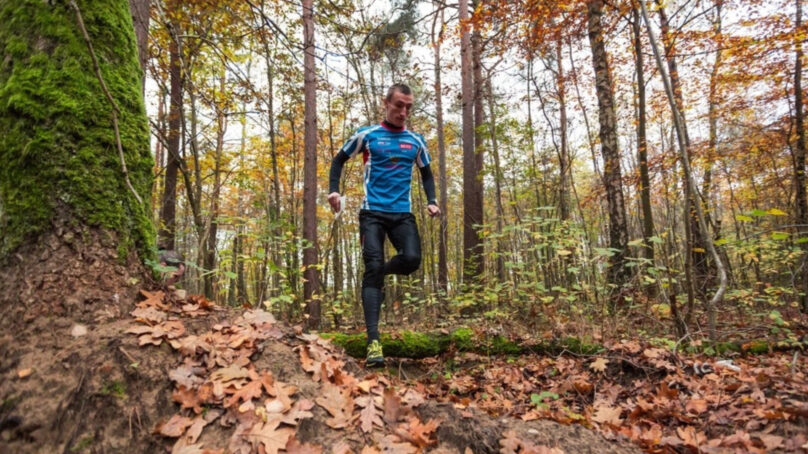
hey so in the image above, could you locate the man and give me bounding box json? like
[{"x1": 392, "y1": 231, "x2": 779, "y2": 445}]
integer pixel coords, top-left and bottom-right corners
[{"x1": 328, "y1": 83, "x2": 441, "y2": 367}]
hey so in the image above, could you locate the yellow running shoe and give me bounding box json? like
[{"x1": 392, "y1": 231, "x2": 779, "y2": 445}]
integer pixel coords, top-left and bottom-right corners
[{"x1": 366, "y1": 339, "x2": 384, "y2": 367}]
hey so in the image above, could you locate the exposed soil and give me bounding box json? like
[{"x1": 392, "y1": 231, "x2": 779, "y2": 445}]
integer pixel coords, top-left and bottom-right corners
[{"x1": 0, "y1": 289, "x2": 643, "y2": 454}]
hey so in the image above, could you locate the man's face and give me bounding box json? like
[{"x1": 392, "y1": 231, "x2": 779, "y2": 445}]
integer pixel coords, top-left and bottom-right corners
[{"x1": 384, "y1": 90, "x2": 414, "y2": 128}]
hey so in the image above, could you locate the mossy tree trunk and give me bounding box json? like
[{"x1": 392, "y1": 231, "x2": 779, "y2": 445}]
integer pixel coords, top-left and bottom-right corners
[{"x1": 0, "y1": 0, "x2": 153, "y2": 322}]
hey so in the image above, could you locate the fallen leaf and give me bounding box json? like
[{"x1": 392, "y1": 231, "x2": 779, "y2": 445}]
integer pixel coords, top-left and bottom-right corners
[
  {"x1": 591, "y1": 405, "x2": 622, "y2": 426},
  {"x1": 589, "y1": 358, "x2": 609, "y2": 373},
  {"x1": 383, "y1": 387, "x2": 403, "y2": 426},
  {"x1": 395, "y1": 417, "x2": 439, "y2": 449},
  {"x1": 156, "y1": 414, "x2": 195, "y2": 438},
  {"x1": 281, "y1": 399, "x2": 315, "y2": 426},
  {"x1": 315, "y1": 382, "x2": 354, "y2": 429},
  {"x1": 757, "y1": 434, "x2": 783, "y2": 451},
  {"x1": 500, "y1": 430, "x2": 522, "y2": 454},
  {"x1": 685, "y1": 398, "x2": 708, "y2": 415},
  {"x1": 247, "y1": 420, "x2": 294, "y2": 454},
  {"x1": 356, "y1": 395, "x2": 383, "y2": 434},
  {"x1": 285, "y1": 436, "x2": 323, "y2": 454},
  {"x1": 375, "y1": 434, "x2": 418, "y2": 454}
]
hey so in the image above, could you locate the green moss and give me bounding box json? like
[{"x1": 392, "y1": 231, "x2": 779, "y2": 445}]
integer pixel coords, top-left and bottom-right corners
[
  {"x1": 449, "y1": 328, "x2": 474, "y2": 350},
  {"x1": 744, "y1": 340, "x2": 770, "y2": 354},
  {"x1": 0, "y1": 0, "x2": 154, "y2": 261}
]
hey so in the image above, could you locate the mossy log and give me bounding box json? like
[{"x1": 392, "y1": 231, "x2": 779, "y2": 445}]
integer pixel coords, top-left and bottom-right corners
[{"x1": 321, "y1": 328, "x2": 603, "y2": 359}]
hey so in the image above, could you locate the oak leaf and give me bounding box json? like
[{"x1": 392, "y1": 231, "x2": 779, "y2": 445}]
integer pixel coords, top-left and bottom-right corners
[
  {"x1": 589, "y1": 358, "x2": 609, "y2": 373},
  {"x1": 224, "y1": 379, "x2": 265, "y2": 409},
  {"x1": 356, "y1": 395, "x2": 383, "y2": 434},
  {"x1": 156, "y1": 414, "x2": 195, "y2": 438},
  {"x1": 592, "y1": 405, "x2": 623, "y2": 426},
  {"x1": 394, "y1": 416, "x2": 439, "y2": 449},
  {"x1": 281, "y1": 399, "x2": 315, "y2": 426},
  {"x1": 315, "y1": 382, "x2": 355, "y2": 429},
  {"x1": 247, "y1": 420, "x2": 294, "y2": 454}
]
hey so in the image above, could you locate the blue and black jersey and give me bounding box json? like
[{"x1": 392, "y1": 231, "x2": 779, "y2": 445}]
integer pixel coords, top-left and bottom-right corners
[{"x1": 332, "y1": 122, "x2": 433, "y2": 213}]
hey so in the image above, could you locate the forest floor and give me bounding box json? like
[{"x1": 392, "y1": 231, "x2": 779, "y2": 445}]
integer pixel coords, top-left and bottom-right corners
[{"x1": 0, "y1": 288, "x2": 806, "y2": 454}]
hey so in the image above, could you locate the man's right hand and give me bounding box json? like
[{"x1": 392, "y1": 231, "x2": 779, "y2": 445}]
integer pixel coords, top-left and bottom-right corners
[{"x1": 328, "y1": 192, "x2": 342, "y2": 213}]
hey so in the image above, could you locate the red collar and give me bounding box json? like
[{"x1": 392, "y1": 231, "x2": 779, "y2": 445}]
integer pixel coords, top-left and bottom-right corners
[{"x1": 380, "y1": 120, "x2": 405, "y2": 132}]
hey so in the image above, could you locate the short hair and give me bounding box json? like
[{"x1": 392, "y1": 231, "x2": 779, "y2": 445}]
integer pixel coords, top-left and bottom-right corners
[{"x1": 386, "y1": 83, "x2": 412, "y2": 101}]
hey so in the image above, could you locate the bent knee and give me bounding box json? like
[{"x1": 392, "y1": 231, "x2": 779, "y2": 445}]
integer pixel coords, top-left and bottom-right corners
[{"x1": 401, "y1": 254, "x2": 421, "y2": 274}]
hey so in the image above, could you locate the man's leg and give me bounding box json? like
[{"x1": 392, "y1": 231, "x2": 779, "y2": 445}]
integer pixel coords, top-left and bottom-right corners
[
  {"x1": 359, "y1": 211, "x2": 386, "y2": 342},
  {"x1": 384, "y1": 213, "x2": 421, "y2": 276}
]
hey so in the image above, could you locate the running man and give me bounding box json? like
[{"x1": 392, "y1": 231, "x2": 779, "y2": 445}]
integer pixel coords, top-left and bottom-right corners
[{"x1": 328, "y1": 83, "x2": 441, "y2": 367}]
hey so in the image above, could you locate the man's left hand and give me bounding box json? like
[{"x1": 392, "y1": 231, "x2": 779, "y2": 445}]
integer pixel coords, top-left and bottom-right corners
[{"x1": 427, "y1": 204, "x2": 441, "y2": 217}]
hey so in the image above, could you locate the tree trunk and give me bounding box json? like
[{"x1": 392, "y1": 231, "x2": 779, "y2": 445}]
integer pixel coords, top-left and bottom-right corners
[
  {"x1": 640, "y1": 0, "x2": 727, "y2": 340},
  {"x1": 793, "y1": 0, "x2": 808, "y2": 313},
  {"x1": 128, "y1": 0, "x2": 149, "y2": 94},
  {"x1": 654, "y1": 0, "x2": 713, "y2": 299},
  {"x1": 460, "y1": 0, "x2": 482, "y2": 282},
  {"x1": 431, "y1": 1, "x2": 450, "y2": 297},
  {"x1": 159, "y1": 17, "x2": 182, "y2": 251},
  {"x1": 302, "y1": 0, "x2": 320, "y2": 328},
  {"x1": 632, "y1": 6, "x2": 655, "y2": 266},
  {"x1": 486, "y1": 79, "x2": 507, "y2": 284},
  {"x1": 586, "y1": 0, "x2": 630, "y2": 305},
  {"x1": 0, "y1": 0, "x2": 153, "y2": 321},
  {"x1": 556, "y1": 39, "x2": 571, "y2": 222}
]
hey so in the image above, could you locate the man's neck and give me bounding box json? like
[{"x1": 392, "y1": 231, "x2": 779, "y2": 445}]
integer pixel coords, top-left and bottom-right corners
[{"x1": 381, "y1": 120, "x2": 404, "y2": 131}]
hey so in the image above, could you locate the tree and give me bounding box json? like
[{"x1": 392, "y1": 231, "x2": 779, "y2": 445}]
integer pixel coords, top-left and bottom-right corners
[
  {"x1": 0, "y1": 0, "x2": 153, "y2": 318},
  {"x1": 460, "y1": 0, "x2": 483, "y2": 281},
  {"x1": 792, "y1": 0, "x2": 808, "y2": 313},
  {"x1": 302, "y1": 0, "x2": 320, "y2": 327},
  {"x1": 586, "y1": 0, "x2": 630, "y2": 303}
]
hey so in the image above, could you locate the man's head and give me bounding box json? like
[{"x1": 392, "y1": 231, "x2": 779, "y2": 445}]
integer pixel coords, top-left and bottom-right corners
[{"x1": 383, "y1": 83, "x2": 414, "y2": 128}]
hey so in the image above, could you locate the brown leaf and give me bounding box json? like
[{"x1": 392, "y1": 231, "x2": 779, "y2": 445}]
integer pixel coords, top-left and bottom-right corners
[
  {"x1": 248, "y1": 420, "x2": 294, "y2": 454},
  {"x1": 184, "y1": 409, "x2": 223, "y2": 444},
  {"x1": 169, "y1": 363, "x2": 205, "y2": 388},
  {"x1": 156, "y1": 414, "x2": 195, "y2": 438},
  {"x1": 500, "y1": 430, "x2": 522, "y2": 454},
  {"x1": 360, "y1": 446, "x2": 380, "y2": 454},
  {"x1": 285, "y1": 435, "x2": 323, "y2": 454},
  {"x1": 383, "y1": 387, "x2": 403, "y2": 426},
  {"x1": 591, "y1": 405, "x2": 622, "y2": 426},
  {"x1": 356, "y1": 395, "x2": 383, "y2": 434},
  {"x1": 224, "y1": 379, "x2": 265, "y2": 409},
  {"x1": 131, "y1": 306, "x2": 167, "y2": 323},
  {"x1": 685, "y1": 398, "x2": 708, "y2": 415},
  {"x1": 757, "y1": 434, "x2": 783, "y2": 451},
  {"x1": 395, "y1": 416, "x2": 439, "y2": 449},
  {"x1": 281, "y1": 399, "x2": 315, "y2": 426},
  {"x1": 589, "y1": 358, "x2": 608, "y2": 373},
  {"x1": 676, "y1": 426, "x2": 706, "y2": 449},
  {"x1": 375, "y1": 434, "x2": 418, "y2": 454},
  {"x1": 316, "y1": 382, "x2": 355, "y2": 429},
  {"x1": 173, "y1": 386, "x2": 206, "y2": 414}
]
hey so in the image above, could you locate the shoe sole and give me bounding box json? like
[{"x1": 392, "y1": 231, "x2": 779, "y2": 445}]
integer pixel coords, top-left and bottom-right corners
[{"x1": 366, "y1": 358, "x2": 385, "y2": 368}]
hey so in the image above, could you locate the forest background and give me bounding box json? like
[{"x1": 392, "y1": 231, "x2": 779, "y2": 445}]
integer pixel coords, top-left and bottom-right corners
[
  {"x1": 139, "y1": 0, "x2": 808, "y2": 347},
  {"x1": 1, "y1": 0, "x2": 808, "y2": 452}
]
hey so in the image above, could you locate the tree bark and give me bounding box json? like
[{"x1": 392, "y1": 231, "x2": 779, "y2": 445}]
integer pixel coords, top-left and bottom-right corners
[
  {"x1": 586, "y1": 0, "x2": 630, "y2": 305},
  {"x1": 128, "y1": 0, "x2": 149, "y2": 94},
  {"x1": 640, "y1": 0, "x2": 727, "y2": 340},
  {"x1": 632, "y1": 6, "x2": 655, "y2": 266},
  {"x1": 460, "y1": 0, "x2": 483, "y2": 282},
  {"x1": 793, "y1": 0, "x2": 808, "y2": 313},
  {"x1": 302, "y1": 0, "x2": 320, "y2": 328},
  {"x1": 0, "y1": 0, "x2": 153, "y2": 321},
  {"x1": 159, "y1": 15, "x2": 182, "y2": 251},
  {"x1": 431, "y1": 1, "x2": 450, "y2": 297}
]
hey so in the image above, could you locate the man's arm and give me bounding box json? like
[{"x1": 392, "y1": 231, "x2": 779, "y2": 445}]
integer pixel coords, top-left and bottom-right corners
[
  {"x1": 328, "y1": 151, "x2": 350, "y2": 212},
  {"x1": 419, "y1": 165, "x2": 441, "y2": 217}
]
